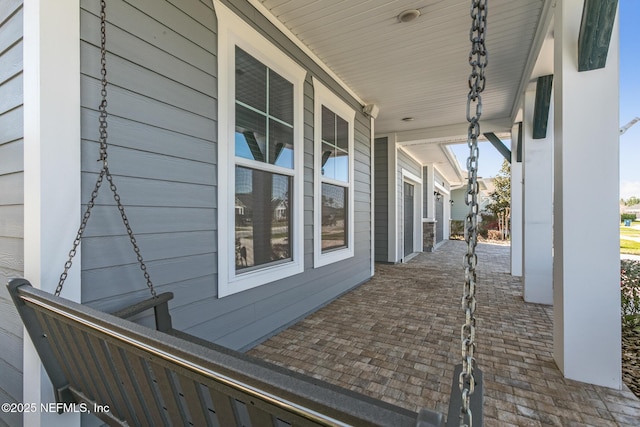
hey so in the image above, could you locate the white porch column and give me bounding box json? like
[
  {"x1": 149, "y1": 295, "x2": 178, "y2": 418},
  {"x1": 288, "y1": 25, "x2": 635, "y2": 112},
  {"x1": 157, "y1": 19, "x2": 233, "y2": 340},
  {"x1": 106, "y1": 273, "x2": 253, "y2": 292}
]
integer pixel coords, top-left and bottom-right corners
[
  {"x1": 510, "y1": 124, "x2": 523, "y2": 277},
  {"x1": 23, "y1": 0, "x2": 81, "y2": 425},
  {"x1": 522, "y1": 89, "x2": 553, "y2": 304},
  {"x1": 553, "y1": 0, "x2": 621, "y2": 388},
  {"x1": 387, "y1": 134, "x2": 398, "y2": 262}
]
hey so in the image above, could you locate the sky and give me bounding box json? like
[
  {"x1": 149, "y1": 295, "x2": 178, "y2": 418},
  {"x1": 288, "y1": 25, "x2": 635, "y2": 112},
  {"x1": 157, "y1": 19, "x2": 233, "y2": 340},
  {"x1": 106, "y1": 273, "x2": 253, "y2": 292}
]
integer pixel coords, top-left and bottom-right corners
[{"x1": 449, "y1": 0, "x2": 640, "y2": 199}]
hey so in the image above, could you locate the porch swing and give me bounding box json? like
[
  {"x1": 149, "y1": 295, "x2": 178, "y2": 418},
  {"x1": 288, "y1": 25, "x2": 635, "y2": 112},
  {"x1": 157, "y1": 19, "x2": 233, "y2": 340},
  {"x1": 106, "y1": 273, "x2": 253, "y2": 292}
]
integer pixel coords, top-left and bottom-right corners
[{"x1": 8, "y1": 0, "x2": 488, "y2": 426}]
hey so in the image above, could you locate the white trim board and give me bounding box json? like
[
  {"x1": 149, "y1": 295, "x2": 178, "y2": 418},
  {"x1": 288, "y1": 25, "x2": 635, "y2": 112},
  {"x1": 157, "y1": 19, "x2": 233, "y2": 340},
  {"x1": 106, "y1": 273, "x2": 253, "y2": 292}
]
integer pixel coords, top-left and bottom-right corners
[
  {"x1": 215, "y1": 0, "x2": 306, "y2": 297},
  {"x1": 312, "y1": 78, "x2": 356, "y2": 268}
]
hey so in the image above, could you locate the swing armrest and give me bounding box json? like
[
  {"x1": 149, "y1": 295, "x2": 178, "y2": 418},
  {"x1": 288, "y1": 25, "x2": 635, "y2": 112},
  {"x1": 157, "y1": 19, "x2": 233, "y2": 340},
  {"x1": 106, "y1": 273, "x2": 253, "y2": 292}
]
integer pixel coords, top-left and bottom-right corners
[{"x1": 111, "y1": 292, "x2": 174, "y2": 333}]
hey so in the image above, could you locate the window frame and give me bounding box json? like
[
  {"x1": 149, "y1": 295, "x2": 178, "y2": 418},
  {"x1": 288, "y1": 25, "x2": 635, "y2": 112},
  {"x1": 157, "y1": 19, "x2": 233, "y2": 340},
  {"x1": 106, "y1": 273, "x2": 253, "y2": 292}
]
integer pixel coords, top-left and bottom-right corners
[
  {"x1": 313, "y1": 78, "x2": 356, "y2": 267},
  {"x1": 216, "y1": 0, "x2": 306, "y2": 297}
]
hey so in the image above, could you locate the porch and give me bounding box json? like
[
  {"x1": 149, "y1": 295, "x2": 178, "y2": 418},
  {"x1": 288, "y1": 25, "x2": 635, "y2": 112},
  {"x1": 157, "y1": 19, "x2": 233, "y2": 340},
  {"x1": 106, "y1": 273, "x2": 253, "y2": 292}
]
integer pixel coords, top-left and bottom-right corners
[{"x1": 249, "y1": 241, "x2": 640, "y2": 426}]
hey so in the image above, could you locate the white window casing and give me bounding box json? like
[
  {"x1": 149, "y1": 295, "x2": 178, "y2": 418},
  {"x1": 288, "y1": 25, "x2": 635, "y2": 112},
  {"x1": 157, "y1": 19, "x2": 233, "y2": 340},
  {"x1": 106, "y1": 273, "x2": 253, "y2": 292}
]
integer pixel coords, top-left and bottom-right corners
[
  {"x1": 312, "y1": 78, "x2": 356, "y2": 268},
  {"x1": 216, "y1": 0, "x2": 306, "y2": 297}
]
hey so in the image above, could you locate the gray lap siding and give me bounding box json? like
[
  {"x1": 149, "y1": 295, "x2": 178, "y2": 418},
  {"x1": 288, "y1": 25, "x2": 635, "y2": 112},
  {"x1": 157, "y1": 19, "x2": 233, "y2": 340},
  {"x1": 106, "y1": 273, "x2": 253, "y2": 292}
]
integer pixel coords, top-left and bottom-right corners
[
  {"x1": 79, "y1": 0, "x2": 372, "y2": 350},
  {"x1": 0, "y1": 0, "x2": 24, "y2": 425}
]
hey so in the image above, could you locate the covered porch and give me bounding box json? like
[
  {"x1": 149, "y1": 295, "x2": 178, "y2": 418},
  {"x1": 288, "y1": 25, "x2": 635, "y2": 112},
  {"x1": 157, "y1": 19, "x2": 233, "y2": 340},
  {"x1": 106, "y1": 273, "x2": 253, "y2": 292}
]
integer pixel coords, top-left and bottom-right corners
[
  {"x1": 4, "y1": 0, "x2": 627, "y2": 424},
  {"x1": 250, "y1": 241, "x2": 640, "y2": 426}
]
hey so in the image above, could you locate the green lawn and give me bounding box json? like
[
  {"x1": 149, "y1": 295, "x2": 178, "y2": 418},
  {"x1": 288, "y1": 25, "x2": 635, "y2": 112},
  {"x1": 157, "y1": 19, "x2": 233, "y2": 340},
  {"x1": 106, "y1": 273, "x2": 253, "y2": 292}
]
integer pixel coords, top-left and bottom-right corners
[
  {"x1": 621, "y1": 239, "x2": 640, "y2": 255},
  {"x1": 620, "y1": 222, "x2": 640, "y2": 254},
  {"x1": 621, "y1": 224, "x2": 640, "y2": 238}
]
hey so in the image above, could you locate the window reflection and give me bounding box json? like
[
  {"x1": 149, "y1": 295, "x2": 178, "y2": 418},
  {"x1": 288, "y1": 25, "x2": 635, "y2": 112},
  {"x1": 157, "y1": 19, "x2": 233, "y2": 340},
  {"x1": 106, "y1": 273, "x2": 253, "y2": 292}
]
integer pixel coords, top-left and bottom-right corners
[
  {"x1": 235, "y1": 47, "x2": 294, "y2": 168},
  {"x1": 235, "y1": 166, "x2": 292, "y2": 271},
  {"x1": 321, "y1": 183, "x2": 347, "y2": 252},
  {"x1": 320, "y1": 106, "x2": 349, "y2": 182}
]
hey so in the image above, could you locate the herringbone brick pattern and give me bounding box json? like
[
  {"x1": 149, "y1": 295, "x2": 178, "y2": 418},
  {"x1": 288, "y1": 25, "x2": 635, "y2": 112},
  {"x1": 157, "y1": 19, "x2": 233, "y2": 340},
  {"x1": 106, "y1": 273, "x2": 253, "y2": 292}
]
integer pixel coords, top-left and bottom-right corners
[{"x1": 249, "y1": 241, "x2": 640, "y2": 426}]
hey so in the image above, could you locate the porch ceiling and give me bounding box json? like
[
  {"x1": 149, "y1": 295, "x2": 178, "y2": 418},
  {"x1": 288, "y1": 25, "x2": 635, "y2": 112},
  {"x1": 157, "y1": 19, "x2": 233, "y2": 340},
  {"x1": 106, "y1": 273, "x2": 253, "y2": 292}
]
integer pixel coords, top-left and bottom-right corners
[{"x1": 257, "y1": 0, "x2": 550, "y2": 183}]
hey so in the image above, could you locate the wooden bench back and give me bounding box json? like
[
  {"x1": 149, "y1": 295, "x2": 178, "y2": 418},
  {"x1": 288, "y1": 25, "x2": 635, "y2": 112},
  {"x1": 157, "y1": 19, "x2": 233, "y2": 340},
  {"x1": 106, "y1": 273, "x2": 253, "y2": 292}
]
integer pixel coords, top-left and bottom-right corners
[{"x1": 9, "y1": 279, "x2": 444, "y2": 427}]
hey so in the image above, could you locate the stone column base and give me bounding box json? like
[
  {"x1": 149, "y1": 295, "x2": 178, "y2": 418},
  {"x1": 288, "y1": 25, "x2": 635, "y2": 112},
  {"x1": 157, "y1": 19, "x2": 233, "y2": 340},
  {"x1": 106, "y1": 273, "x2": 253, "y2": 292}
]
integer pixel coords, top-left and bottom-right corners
[{"x1": 423, "y1": 220, "x2": 436, "y2": 252}]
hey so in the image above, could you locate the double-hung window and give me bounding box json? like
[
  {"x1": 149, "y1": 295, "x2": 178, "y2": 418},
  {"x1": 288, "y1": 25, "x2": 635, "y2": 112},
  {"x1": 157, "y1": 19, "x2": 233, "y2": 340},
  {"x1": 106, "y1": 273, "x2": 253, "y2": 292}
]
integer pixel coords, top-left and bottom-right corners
[
  {"x1": 216, "y1": 1, "x2": 306, "y2": 297},
  {"x1": 313, "y1": 79, "x2": 355, "y2": 267}
]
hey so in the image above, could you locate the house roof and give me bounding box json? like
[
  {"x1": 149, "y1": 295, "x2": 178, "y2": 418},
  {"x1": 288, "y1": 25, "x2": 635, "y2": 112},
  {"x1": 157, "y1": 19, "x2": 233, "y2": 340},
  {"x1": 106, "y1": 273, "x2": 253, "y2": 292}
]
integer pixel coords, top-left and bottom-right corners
[{"x1": 256, "y1": 0, "x2": 553, "y2": 185}]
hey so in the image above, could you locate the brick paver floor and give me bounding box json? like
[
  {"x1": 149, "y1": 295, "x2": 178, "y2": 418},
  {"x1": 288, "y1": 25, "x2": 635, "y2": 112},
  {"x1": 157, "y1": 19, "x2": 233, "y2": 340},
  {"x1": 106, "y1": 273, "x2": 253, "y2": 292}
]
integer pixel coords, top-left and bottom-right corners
[{"x1": 249, "y1": 240, "x2": 640, "y2": 426}]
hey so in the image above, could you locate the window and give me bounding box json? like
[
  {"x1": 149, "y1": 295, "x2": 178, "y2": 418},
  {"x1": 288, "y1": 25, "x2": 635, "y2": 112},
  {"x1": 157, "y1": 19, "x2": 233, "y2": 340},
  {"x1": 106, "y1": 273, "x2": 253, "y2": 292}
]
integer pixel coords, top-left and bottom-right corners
[
  {"x1": 313, "y1": 79, "x2": 355, "y2": 267},
  {"x1": 216, "y1": 1, "x2": 306, "y2": 297}
]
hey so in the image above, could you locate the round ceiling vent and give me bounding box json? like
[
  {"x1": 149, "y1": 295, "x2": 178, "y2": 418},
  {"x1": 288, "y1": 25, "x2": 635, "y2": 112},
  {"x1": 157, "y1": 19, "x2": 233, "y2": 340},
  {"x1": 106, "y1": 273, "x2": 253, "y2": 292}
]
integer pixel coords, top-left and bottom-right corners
[{"x1": 398, "y1": 9, "x2": 421, "y2": 23}]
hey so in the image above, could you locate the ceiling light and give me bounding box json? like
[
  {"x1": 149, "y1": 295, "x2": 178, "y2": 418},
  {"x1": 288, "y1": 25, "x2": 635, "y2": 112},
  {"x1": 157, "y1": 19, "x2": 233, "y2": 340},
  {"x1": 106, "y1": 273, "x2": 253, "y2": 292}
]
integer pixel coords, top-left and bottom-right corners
[{"x1": 398, "y1": 9, "x2": 420, "y2": 23}]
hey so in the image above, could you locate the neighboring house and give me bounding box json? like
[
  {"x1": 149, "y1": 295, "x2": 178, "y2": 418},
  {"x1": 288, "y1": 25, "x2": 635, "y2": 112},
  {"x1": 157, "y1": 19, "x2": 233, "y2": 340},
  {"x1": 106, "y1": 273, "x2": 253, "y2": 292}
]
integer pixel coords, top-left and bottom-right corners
[
  {"x1": 623, "y1": 203, "x2": 640, "y2": 216},
  {"x1": 0, "y1": 0, "x2": 623, "y2": 425},
  {"x1": 450, "y1": 177, "x2": 495, "y2": 221}
]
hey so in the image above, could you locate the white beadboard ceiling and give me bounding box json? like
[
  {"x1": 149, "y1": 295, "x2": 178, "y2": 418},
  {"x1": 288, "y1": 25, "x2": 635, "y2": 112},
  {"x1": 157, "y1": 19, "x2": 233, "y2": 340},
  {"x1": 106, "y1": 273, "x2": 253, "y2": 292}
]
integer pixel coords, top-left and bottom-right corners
[{"x1": 258, "y1": 0, "x2": 549, "y2": 183}]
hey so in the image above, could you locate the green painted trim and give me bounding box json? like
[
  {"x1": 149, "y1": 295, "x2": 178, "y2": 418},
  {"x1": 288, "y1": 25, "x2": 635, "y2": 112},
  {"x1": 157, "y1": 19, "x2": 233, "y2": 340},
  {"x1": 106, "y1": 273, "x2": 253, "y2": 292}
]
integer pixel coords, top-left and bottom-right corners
[
  {"x1": 578, "y1": 0, "x2": 618, "y2": 72},
  {"x1": 533, "y1": 75, "x2": 553, "y2": 139},
  {"x1": 516, "y1": 122, "x2": 523, "y2": 163},
  {"x1": 483, "y1": 132, "x2": 511, "y2": 163}
]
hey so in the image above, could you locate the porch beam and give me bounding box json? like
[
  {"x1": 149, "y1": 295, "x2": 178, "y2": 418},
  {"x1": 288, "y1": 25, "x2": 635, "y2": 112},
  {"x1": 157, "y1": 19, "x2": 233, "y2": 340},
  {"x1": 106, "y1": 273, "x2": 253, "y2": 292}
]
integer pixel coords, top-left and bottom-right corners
[
  {"x1": 533, "y1": 75, "x2": 553, "y2": 139},
  {"x1": 553, "y1": 0, "x2": 621, "y2": 388},
  {"x1": 578, "y1": 0, "x2": 618, "y2": 71},
  {"x1": 516, "y1": 122, "x2": 523, "y2": 162},
  {"x1": 483, "y1": 132, "x2": 511, "y2": 163},
  {"x1": 394, "y1": 118, "x2": 512, "y2": 144},
  {"x1": 509, "y1": 0, "x2": 556, "y2": 123}
]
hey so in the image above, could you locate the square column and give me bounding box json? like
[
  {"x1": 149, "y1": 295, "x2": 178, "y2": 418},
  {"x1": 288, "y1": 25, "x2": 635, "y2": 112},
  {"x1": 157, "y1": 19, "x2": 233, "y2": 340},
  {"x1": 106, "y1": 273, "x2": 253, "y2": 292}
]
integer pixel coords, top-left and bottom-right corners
[
  {"x1": 553, "y1": 0, "x2": 621, "y2": 388},
  {"x1": 510, "y1": 124, "x2": 523, "y2": 277},
  {"x1": 23, "y1": 0, "x2": 81, "y2": 425},
  {"x1": 523, "y1": 89, "x2": 553, "y2": 304}
]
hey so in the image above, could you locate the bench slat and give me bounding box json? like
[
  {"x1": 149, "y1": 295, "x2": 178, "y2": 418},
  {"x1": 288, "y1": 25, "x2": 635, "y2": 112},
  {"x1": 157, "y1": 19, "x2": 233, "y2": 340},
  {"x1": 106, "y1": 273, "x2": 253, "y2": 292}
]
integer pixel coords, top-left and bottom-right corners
[
  {"x1": 32, "y1": 311, "x2": 77, "y2": 399},
  {"x1": 85, "y1": 335, "x2": 137, "y2": 423},
  {"x1": 71, "y1": 327, "x2": 117, "y2": 412},
  {"x1": 59, "y1": 320, "x2": 102, "y2": 403},
  {"x1": 117, "y1": 349, "x2": 170, "y2": 427},
  {"x1": 42, "y1": 313, "x2": 99, "y2": 402},
  {"x1": 178, "y1": 376, "x2": 213, "y2": 427},
  {"x1": 155, "y1": 365, "x2": 189, "y2": 425},
  {"x1": 247, "y1": 401, "x2": 277, "y2": 427},
  {"x1": 209, "y1": 388, "x2": 240, "y2": 426}
]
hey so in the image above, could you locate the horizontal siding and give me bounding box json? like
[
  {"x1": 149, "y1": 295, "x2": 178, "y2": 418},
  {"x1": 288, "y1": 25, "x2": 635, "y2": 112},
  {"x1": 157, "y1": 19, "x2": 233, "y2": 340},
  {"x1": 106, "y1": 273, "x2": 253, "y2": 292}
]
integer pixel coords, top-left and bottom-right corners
[
  {"x1": 171, "y1": 0, "x2": 372, "y2": 350},
  {"x1": 374, "y1": 137, "x2": 389, "y2": 262},
  {"x1": 0, "y1": 0, "x2": 23, "y2": 423},
  {"x1": 80, "y1": 3, "x2": 216, "y2": 95},
  {"x1": 77, "y1": 0, "x2": 372, "y2": 353},
  {"x1": 0, "y1": 139, "x2": 21, "y2": 176},
  {"x1": 434, "y1": 169, "x2": 449, "y2": 191},
  {"x1": 303, "y1": 77, "x2": 314, "y2": 267},
  {"x1": 0, "y1": 107, "x2": 21, "y2": 145},
  {"x1": 79, "y1": 0, "x2": 218, "y2": 329},
  {"x1": 0, "y1": 39, "x2": 21, "y2": 84},
  {"x1": 451, "y1": 188, "x2": 467, "y2": 221},
  {"x1": 0, "y1": 73, "x2": 20, "y2": 114}
]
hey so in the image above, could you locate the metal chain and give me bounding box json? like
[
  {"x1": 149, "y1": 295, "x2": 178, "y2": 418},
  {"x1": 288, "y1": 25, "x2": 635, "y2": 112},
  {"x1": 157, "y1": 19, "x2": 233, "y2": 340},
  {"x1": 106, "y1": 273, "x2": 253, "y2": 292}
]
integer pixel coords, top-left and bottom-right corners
[
  {"x1": 459, "y1": 0, "x2": 488, "y2": 426},
  {"x1": 56, "y1": 0, "x2": 156, "y2": 299}
]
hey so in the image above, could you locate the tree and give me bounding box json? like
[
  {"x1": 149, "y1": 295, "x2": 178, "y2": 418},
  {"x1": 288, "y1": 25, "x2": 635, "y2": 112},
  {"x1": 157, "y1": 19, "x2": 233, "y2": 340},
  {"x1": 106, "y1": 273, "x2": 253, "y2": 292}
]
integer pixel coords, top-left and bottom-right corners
[
  {"x1": 486, "y1": 159, "x2": 511, "y2": 239},
  {"x1": 624, "y1": 196, "x2": 640, "y2": 206}
]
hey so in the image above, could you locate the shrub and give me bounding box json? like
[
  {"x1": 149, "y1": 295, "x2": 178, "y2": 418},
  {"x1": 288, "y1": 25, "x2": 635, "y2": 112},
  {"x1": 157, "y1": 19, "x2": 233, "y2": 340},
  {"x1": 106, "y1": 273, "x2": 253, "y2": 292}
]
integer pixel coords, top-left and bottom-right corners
[
  {"x1": 487, "y1": 230, "x2": 502, "y2": 241},
  {"x1": 450, "y1": 220, "x2": 464, "y2": 238},
  {"x1": 621, "y1": 259, "x2": 640, "y2": 328},
  {"x1": 621, "y1": 213, "x2": 637, "y2": 223}
]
